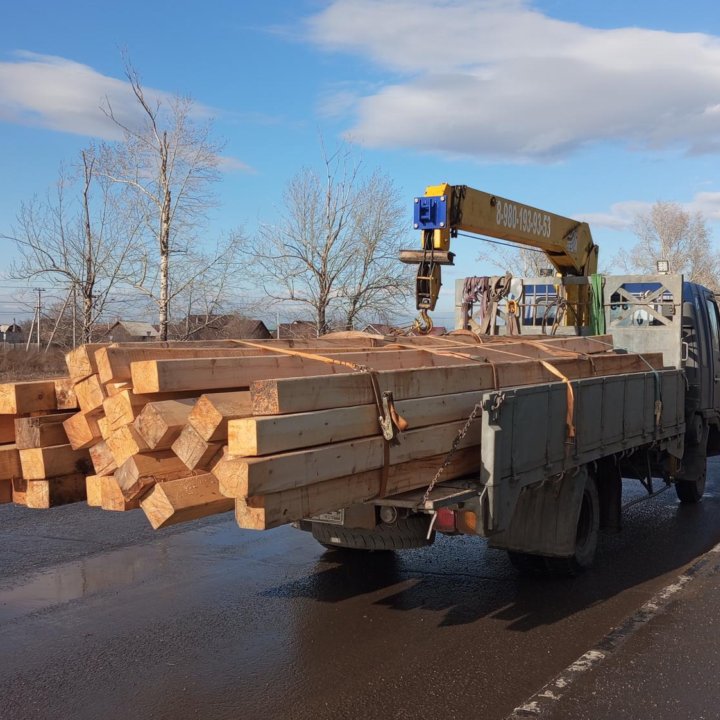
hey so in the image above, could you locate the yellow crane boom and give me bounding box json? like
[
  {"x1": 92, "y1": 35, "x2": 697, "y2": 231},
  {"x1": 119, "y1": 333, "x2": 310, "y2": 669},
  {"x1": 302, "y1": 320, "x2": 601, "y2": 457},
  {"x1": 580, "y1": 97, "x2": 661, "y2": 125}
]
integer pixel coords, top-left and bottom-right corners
[{"x1": 400, "y1": 183, "x2": 599, "y2": 332}]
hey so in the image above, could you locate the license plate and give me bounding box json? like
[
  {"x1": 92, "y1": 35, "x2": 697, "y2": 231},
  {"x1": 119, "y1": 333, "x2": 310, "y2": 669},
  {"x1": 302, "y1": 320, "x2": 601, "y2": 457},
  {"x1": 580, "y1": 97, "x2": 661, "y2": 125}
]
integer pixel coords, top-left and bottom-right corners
[{"x1": 311, "y1": 510, "x2": 345, "y2": 525}]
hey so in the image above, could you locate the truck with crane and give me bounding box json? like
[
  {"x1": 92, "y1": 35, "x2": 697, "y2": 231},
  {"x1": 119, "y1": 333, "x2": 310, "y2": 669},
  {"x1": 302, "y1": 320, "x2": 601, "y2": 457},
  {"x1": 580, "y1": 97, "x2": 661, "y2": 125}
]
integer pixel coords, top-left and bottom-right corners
[{"x1": 301, "y1": 183, "x2": 720, "y2": 574}]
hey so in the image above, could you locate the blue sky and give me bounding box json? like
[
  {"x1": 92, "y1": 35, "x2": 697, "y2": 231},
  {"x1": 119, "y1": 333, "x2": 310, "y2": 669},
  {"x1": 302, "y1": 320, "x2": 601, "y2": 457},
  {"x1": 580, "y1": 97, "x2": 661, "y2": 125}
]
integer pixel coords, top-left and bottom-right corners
[{"x1": 1, "y1": 0, "x2": 719, "y2": 328}]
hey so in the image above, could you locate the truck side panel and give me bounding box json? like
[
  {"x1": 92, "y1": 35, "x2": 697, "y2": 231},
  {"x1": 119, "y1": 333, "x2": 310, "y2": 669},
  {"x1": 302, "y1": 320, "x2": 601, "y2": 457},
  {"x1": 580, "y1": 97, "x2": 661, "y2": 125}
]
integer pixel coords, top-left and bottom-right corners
[{"x1": 478, "y1": 369, "x2": 685, "y2": 538}]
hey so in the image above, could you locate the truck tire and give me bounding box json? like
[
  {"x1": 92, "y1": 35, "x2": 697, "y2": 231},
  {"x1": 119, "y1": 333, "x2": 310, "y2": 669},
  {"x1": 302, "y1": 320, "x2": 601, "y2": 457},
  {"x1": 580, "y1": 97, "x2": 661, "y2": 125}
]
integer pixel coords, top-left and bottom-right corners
[
  {"x1": 675, "y1": 469, "x2": 706, "y2": 504},
  {"x1": 311, "y1": 514, "x2": 434, "y2": 552},
  {"x1": 676, "y1": 417, "x2": 708, "y2": 504},
  {"x1": 546, "y1": 471, "x2": 600, "y2": 576}
]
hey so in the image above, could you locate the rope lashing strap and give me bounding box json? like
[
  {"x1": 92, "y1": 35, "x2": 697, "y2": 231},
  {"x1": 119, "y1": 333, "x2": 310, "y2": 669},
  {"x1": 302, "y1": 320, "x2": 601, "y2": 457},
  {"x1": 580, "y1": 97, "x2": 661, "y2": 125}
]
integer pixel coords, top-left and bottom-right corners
[
  {"x1": 539, "y1": 360, "x2": 576, "y2": 439},
  {"x1": 229, "y1": 339, "x2": 406, "y2": 498}
]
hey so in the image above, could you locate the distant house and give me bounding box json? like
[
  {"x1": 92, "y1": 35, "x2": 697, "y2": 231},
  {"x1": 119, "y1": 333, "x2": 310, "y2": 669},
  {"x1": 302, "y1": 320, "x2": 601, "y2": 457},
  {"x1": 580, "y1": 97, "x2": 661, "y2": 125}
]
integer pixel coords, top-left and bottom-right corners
[
  {"x1": 277, "y1": 320, "x2": 318, "y2": 339},
  {"x1": 0, "y1": 323, "x2": 23, "y2": 344},
  {"x1": 104, "y1": 321, "x2": 160, "y2": 342},
  {"x1": 173, "y1": 314, "x2": 272, "y2": 340}
]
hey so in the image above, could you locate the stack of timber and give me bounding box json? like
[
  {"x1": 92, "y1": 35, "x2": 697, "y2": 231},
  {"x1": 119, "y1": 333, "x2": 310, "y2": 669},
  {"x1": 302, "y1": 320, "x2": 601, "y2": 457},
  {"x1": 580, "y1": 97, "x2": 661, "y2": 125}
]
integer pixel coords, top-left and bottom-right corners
[
  {"x1": 0, "y1": 333, "x2": 665, "y2": 531},
  {"x1": 0, "y1": 377, "x2": 81, "y2": 507}
]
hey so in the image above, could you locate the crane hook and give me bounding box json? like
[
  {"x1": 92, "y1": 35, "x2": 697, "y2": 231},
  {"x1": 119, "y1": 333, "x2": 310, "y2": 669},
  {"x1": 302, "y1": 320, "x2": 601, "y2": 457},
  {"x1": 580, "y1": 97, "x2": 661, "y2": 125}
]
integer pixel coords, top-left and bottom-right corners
[{"x1": 413, "y1": 309, "x2": 433, "y2": 335}]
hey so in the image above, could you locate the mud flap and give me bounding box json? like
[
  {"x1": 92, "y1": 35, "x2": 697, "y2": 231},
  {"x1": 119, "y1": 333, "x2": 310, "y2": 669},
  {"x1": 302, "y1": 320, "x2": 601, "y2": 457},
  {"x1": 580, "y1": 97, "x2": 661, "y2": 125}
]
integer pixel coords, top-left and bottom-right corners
[{"x1": 488, "y1": 467, "x2": 587, "y2": 557}]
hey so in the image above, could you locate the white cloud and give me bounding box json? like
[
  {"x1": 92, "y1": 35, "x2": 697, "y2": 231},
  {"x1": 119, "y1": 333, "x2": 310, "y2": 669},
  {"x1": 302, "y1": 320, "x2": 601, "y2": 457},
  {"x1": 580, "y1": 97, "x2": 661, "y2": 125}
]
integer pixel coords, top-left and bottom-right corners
[
  {"x1": 216, "y1": 155, "x2": 255, "y2": 173},
  {"x1": 305, "y1": 0, "x2": 720, "y2": 161},
  {"x1": 0, "y1": 52, "x2": 213, "y2": 141},
  {"x1": 579, "y1": 193, "x2": 720, "y2": 232}
]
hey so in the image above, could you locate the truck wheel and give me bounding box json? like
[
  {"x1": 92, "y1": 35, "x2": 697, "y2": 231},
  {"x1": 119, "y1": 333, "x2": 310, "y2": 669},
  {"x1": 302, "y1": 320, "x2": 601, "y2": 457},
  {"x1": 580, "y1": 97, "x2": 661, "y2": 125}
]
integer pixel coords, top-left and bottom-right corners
[
  {"x1": 311, "y1": 514, "x2": 434, "y2": 552},
  {"x1": 675, "y1": 470, "x2": 706, "y2": 504},
  {"x1": 545, "y1": 471, "x2": 600, "y2": 576},
  {"x1": 676, "y1": 418, "x2": 708, "y2": 504}
]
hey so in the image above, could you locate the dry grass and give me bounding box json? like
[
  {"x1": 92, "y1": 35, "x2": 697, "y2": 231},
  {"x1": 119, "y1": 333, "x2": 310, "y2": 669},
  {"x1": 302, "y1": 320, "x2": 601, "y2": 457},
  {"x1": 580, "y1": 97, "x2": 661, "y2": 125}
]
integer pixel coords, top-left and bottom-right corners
[{"x1": 0, "y1": 348, "x2": 68, "y2": 381}]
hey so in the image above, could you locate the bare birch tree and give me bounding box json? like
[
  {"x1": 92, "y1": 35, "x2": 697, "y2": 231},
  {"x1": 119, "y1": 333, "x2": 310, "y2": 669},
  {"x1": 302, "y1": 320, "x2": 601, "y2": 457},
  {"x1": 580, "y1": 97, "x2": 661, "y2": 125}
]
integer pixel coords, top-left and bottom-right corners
[
  {"x1": 477, "y1": 243, "x2": 553, "y2": 277},
  {"x1": 616, "y1": 202, "x2": 719, "y2": 290},
  {"x1": 245, "y1": 145, "x2": 412, "y2": 333},
  {"x1": 99, "y1": 62, "x2": 222, "y2": 339},
  {"x1": 5, "y1": 149, "x2": 142, "y2": 343}
]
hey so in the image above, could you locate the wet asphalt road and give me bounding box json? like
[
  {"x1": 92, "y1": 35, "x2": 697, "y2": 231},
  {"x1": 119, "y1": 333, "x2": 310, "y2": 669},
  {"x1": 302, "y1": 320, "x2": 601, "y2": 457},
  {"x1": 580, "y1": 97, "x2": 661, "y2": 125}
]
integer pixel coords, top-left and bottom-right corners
[{"x1": 1, "y1": 463, "x2": 720, "y2": 720}]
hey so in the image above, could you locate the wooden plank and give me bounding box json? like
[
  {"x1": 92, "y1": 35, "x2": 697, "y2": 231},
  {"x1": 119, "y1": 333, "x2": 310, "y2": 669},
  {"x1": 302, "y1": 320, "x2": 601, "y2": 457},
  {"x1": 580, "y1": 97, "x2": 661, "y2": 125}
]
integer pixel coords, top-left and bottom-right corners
[
  {"x1": 217, "y1": 420, "x2": 482, "y2": 498},
  {"x1": 95, "y1": 344, "x2": 399, "y2": 384},
  {"x1": 73, "y1": 375, "x2": 107, "y2": 416},
  {"x1": 88, "y1": 440, "x2": 117, "y2": 476},
  {"x1": 0, "y1": 479, "x2": 11, "y2": 504},
  {"x1": 236, "y1": 447, "x2": 480, "y2": 530},
  {"x1": 63, "y1": 412, "x2": 101, "y2": 450},
  {"x1": 132, "y1": 399, "x2": 196, "y2": 450},
  {"x1": 26, "y1": 474, "x2": 86, "y2": 509},
  {"x1": 12, "y1": 477, "x2": 27, "y2": 505},
  {"x1": 86, "y1": 475, "x2": 103, "y2": 506},
  {"x1": 53, "y1": 377, "x2": 78, "y2": 410},
  {"x1": 115, "y1": 451, "x2": 194, "y2": 501},
  {"x1": 172, "y1": 425, "x2": 223, "y2": 470},
  {"x1": 14, "y1": 412, "x2": 74, "y2": 450},
  {"x1": 65, "y1": 344, "x2": 107, "y2": 382},
  {"x1": 19, "y1": 444, "x2": 92, "y2": 480},
  {"x1": 251, "y1": 352, "x2": 665, "y2": 415},
  {"x1": 186, "y1": 391, "x2": 252, "y2": 442},
  {"x1": 130, "y1": 349, "x2": 470, "y2": 394},
  {"x1": 0, "y1": 444, "x2": 22, "y2": 480},
  {"x1": 0, "y1": 415, "x2": 16, "y2": 444},
  {"x1": 0, "y1": 380, "x2": 58, "y2": 414},
  {"x1": 230, "y1": 390, "x2": 486, "y2": 457},
  {"x1": 100, "y1": 475, "x2": 141, "y2": 511},
  {"x1": 97, "y1": 415, "x2": 111, "y2": 439},
  {"x1": 103, "y1": 389, "x2": 199, "y2": 431},
  {"x1": 106, "y1": 425, "x2": 150, "y2": 466},
  {"x1": 140, "y1": 474, "x2": 234, "y2": 529}
]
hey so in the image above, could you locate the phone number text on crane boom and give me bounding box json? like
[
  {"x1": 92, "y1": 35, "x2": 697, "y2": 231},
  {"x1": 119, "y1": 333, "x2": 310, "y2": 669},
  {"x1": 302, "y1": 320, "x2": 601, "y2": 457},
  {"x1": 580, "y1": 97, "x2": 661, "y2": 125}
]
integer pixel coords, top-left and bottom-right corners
[{"x1": 495, "y1": 200, "x2": 552, "y2": 238}]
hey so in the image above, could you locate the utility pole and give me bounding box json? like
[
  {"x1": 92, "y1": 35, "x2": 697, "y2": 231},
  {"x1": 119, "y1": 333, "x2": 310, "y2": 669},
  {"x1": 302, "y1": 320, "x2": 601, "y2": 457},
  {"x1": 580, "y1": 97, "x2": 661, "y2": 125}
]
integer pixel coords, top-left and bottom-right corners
[
  {"x1": 71, "y1": 282, "x2": 77, "y2": 348},
  {"x1": 33, "y1": 287, "x2": 45, "y2": 351}
]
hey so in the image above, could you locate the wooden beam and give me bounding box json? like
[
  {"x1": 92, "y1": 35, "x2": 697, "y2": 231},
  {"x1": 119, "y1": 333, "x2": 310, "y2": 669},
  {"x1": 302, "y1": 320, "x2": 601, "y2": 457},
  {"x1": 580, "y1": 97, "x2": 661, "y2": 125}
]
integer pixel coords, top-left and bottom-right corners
[
  {"x1": 19, "y1": 444, "x2": 92, "y2": 480},
  {"x1": 14, "y1": 412, "x2": 73, "y2": 450},
  {"x1": 140, "y1": 473, "x2": 234, "y2": 529},
  {"x1": 63, "y1": 412, "x2": 101, "y2": 450},
  {"x1": 0, "y1": 444, "x2": 22, "y2": 480},
  {"x1": 0, "y1": 415, "x2": 16, "y2": 444},
  {"x1": 132, "y1": 399, "x2": 196, "y2": 450},
  {"x1": 88, "y1": 439, "x2": 117, "y2": 476},
  {"x1": 11, "y1": 477, "x2": 27, "y2": 505},
  {"x1": 229, "y1": 390, "x2": 484, "y2": 457},
  {"x1": 115, "y1": 450, "x2": 194, "y2": 501},
  {"x1": 106, "y1": 425, "x2": 150, "y2": 466},
  {"x1": 0, "y1": 380, "x2": 58, "y2": 414},
  {"x1": 0, "y1": 479, "x2": 10, "y2": 504},
  {"x1": 86, "y1": 475, "x2": 103, "y2": 506},
  {"x1": 53, "y1": 377, "x2": 78, "y2": 410},
  {"x1": 172, "y1": 424, "x2": 223, "y2": 470},
  {"x1": 73, "y1": 375, "x2": 107, "y2": 416},
  {"x1": 65, "y1": 344, "x2": 107, "y2": 382},
  {"x1": 186, "y1": 391, "x2": 252, "y2": 442},
  {"x1": 103, "y1": 389, "x2": 199, "y2": 431},
  {"x1": 95, "y1": 343, "x2": 401, "y2": 384},
  {"x1": 26, "y1": 474, "x2": 86, "y2": 509},
  {"x1": 100, "y1": 475, "x2": 140, "y2": 511},
  {"x1": 130, "y1": 349, "x2": 469, "y2": 394},
  {"x1": 236, "y1": 447, "x2": 479, "y2": 530},
  {"x1": 251, "y1": 352, "x2": 664, "y2": 415},
  {"x1": 217, "y1": 420, "x2": 482, "y2": 498}
]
